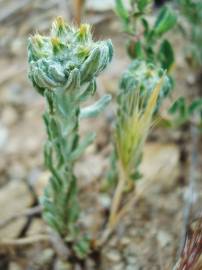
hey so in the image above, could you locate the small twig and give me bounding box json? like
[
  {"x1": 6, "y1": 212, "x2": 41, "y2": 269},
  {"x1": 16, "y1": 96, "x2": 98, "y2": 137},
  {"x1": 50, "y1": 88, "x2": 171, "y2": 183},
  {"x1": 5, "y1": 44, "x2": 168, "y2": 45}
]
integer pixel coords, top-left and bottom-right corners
[
  {"x1": 99, "y1": 171, "x2": 161, "y2": 247},
  {"x1": 0, "y1": 205, "x2": 42, "y2": 230},
  {"x1": 0, "y1": 234, "x2": 50, "y2": 252},
  {"x1": 108, "y1": 162, "x2": 127, "y2": 229},
  {"x1": 175, "y1": 217, "x2": 202, "y2": 270},
  {"x1": 74, "y1": 0, "x2": 85, "y2": 25},
  {"x1": 49, "y1": 231, "x2": 70, "y2": 260}
]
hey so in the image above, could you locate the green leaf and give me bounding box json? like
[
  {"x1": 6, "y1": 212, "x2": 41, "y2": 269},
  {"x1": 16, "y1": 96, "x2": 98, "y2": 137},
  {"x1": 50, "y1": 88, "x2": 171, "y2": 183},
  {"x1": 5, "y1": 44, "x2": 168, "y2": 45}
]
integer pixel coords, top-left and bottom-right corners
[
  {"x1": 169, "y1": 97, "x2": 186, "y2": 115},
  {"x1": 77, "y1": 79, "x2": 97, "y2": 102},
  {"x1": 49, "y1": 117, "x2": 59, "y2": 139},
  {"x1": 130, "y1": 171, "x2": 142, "y2": 181},
  {"x1": 70, "y1": 132, "x2": 96, "y2": 161},
  {"x1": 154, "y1": 6, "x2": 177, "y2": 36},
  {"x1": 137, "y1": 0, "x2": 151, "y2": 13},
  {"x1": 169, "y1": 97, "x2": 189, "y2": 126},
  {"x1": 188, "y1": 99, "x2": 202, "y2": 114},
  {"x1": 158, "y1": 39, "x2": 175, "y2": 70},
  {"x1": 49, "y1": 176, "x2": 62, "y2": 193},
  {"x1": 57, "y1": 176, "x2": 79, "y2": 226},
  {"x1": 134, "y1": 41, "x2": 144, "y2": 59},
  {"x1": 73, "y1": 237, "x2": 90, "y2": 259},
  {"x1": 156, "y1": 116, "x2": 172, "y2": 128},
  {"x1": 43, "y1": 211, "x2": 62, "y2": 232},
  {"x1": 55, "y1": 91, "x2": 71, "y2": 117},
  {"x1": 115, "y1": 0, "x2": 129, "y2": 26},
  {"x1": 141, "y1": 18, "x2": 149, "y2": 35},
  {"x1": 64, "y1": 68, "x2": 81, "y2": 92},
  {"x1": 80, "y1": 95, "x2": 111, "y2": 118}
]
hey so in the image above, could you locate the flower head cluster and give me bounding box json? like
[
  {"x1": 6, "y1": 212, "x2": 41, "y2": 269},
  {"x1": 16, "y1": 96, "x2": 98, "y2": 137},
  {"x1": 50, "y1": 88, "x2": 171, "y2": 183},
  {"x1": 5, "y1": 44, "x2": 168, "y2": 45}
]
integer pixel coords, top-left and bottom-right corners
[
  {"x1": 28, "y1": 17, "x2": 113, "y2": 95},
  {"x1": 119, "y1": 60, "x2": 171, "y2": 111}
]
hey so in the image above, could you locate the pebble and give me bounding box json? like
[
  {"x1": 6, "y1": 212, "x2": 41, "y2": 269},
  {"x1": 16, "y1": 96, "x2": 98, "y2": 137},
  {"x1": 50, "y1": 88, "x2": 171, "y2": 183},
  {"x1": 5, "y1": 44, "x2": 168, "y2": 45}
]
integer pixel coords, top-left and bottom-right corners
[
  {"x1": 0, "y1": 124, "x2": 8, "y2": 150},
  {"x1": 35, "y1": 248, "x2": 54, "y2": 267},
  {"x1": 126, "y1": 265, "x2": 141, "y2": 270},
  {"x1": 8, "y1": 162, "x2": 27, "y2": 180},
  {"x1": 157, "y1": 230, "x2": 172, "y2": 248},
  {"x1": 113, "y1": 263, "x2": 125, "y2": 270},
  {"x1": 4, "y1": 84, "x2": 23, "y2": 105},
  {"x1": 0, "y1": 180, "x2": 32, "y2": 239},
  {"x1": 9, "y1": 262, "x2": 22, "y2": 270},
  {"x1": 106, "y1": 250, "x2": 121, "y2": 262},
  {"x1": 1, "y1": 106, "x2": 18, "y2": 126},
  {"x1": 186, "y1": 74, "x2": 196, "y2": 85},
  {"x1": 98, "y1": 194, "x2": 111, "y2": 209},
  {"x1": 54, "y1": 260, "x2": 71, "y2": 270},
  {"x1": 120, "y1": 237, "x2": 131, "y2": 246}
]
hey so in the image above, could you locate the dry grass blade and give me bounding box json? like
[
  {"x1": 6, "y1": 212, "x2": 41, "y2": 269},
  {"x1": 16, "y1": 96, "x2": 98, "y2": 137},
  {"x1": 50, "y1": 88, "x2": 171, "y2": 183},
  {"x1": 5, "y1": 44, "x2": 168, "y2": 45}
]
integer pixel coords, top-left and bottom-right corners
[
  {"x1": 174, "y1": 217, "x2": 202, "y2": 270},
  {"x1": 108, "y1": 76, "x2": 164, "y2": 230}
]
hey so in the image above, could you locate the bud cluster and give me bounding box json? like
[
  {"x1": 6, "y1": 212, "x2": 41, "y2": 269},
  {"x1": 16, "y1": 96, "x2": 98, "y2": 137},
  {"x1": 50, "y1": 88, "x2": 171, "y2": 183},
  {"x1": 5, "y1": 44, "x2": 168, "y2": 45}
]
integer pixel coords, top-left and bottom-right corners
[
  {"x1": 119, "y1": 60, "x2": 171, "y2": 113},
  {"x1": 28, "y1": 17, "x2": 113, "y2": 95}
]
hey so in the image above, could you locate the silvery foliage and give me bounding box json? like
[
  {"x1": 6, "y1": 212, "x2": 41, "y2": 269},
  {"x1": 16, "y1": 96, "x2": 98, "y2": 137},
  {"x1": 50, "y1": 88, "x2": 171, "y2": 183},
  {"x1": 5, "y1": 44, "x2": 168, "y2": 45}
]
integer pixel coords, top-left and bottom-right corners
[{"x1": 28, "y1": 17, "x2": 113, "y2": 257}]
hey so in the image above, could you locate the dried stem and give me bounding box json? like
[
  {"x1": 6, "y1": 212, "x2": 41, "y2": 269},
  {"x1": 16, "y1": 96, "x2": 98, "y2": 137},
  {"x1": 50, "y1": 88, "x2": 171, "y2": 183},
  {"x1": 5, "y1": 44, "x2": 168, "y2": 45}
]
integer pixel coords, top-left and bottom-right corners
[
  {"x1": 175, "y1": 218, "x2": 202, "y2": 270},
  {"x1": 0, "y1": 234, "x2": 49, "y2": 251},
  {"x1": 74, "y1": 0, "x2": 85, "y2": 25},
  {"x1": 108, "y1": 162, "x2": 128, "y2": 229},
  {"x1": 99, "y1": 172, "x2": 160, "y2": 247},
  {"x1": 0, "y1": 205, "x2": 42, "y2": 230}
]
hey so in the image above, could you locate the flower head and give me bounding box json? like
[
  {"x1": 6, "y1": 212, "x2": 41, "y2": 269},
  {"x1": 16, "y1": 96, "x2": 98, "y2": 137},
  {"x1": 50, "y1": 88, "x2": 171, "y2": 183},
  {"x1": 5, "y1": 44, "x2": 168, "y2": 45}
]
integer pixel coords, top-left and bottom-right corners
[{"x1": 28, "y1": 17, "x2": 113, "y2": 95}]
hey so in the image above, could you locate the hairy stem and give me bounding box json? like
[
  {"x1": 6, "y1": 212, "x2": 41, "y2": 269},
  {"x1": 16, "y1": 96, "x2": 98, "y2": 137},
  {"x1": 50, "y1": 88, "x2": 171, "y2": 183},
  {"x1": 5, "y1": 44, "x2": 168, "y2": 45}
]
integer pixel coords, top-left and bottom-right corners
[{"x1": 42, "y1": 90, "x2": 80, "y2": 237}]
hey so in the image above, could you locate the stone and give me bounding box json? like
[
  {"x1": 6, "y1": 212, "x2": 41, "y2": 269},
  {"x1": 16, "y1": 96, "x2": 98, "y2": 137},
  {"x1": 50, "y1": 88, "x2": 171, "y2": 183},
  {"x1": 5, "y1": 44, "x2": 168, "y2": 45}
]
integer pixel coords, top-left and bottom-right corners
[
  {"x1": 1, "y1": 106, "x2": 18, "y2": 126},
  {"x1": 98, "y1": 194, "x2": 111, "y2": 209},
  {"x1": 0, "y1": 124, "x2": 8, "y2": 151},
  {"x1": 139, "y1": 142, "x2": 179, "y2": 189},
  {"x1": 75, "y1": 153, "x2": 107, "y2": 187},
  {"x1": 9, "y1": 262, "x2": 22, "y2": 270},
  {"x1": 157, "y1": 230, "x2": 172, "y2": 248},
  {"x1": 120, "y1": 237, "x2": 131, "y2": 246},
  {"x1": 54, "y1": 259, "x2": 71, "y2": 270},
  {"x1": 0, "y1": 180, "x2": 33, "y2": 239},
  {"x1": 106, "y1": 250, "x2": 121, "y2": 262},
  {"x1": 113, "y1": 263, "x2": 125, "y2": 270}
]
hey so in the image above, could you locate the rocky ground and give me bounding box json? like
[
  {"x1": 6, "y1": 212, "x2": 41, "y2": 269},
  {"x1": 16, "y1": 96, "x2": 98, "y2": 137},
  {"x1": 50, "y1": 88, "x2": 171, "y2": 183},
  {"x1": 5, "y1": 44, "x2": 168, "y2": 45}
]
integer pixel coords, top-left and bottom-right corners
[{"x1": 0, "y1": 1, "x2": 201, "y2": 269}]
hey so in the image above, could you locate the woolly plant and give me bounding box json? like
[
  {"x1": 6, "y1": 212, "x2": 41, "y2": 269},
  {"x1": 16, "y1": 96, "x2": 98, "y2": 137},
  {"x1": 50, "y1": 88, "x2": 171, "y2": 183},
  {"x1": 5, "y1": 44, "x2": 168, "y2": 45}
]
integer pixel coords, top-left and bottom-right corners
[
  {"x1": 108, "y1": 61, "x2": 171, "y2": 228},
  {"x1": 28, "y1": 17, "x2": 113, "y2": 257}
]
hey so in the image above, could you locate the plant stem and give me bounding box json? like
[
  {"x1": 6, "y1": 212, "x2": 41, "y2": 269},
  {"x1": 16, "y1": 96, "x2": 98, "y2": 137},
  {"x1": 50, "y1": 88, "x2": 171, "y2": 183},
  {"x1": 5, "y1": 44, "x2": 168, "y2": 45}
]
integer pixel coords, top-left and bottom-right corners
[
  {"x1": 74, "y1": 0, "x2": 85, "y2": 25},
  {"x1": 108, "y1": 162, "x2": 127, "y2": 229},
  {"x1": 43, "y1": 90, "x2": 80, "y2": 238}
]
